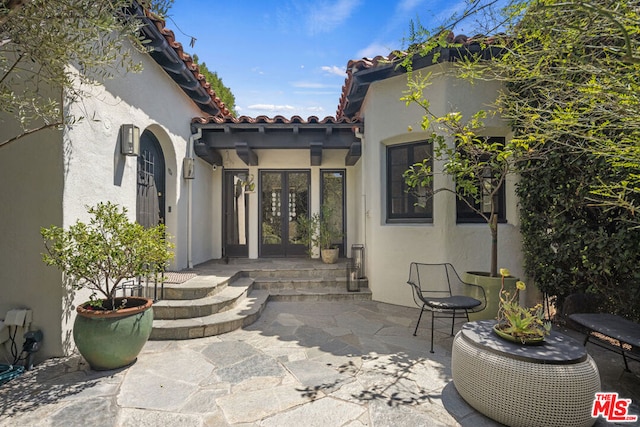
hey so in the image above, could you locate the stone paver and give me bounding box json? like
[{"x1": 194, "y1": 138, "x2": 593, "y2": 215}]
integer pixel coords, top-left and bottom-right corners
[{"x1": 1, "y1": 299, "x2": 638, "y2": 426}]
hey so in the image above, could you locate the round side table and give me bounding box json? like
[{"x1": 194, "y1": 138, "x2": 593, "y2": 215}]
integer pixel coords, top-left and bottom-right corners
[{"x1": 452, "y1": 320, "x2": 600, "y2": 427}]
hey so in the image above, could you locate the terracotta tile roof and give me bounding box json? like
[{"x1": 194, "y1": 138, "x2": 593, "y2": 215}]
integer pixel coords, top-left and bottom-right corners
[
  {"x1": 336, "y1": 51, "x2": 405, "y2": 120},
  {"x1": 191, "y1": 114, "x2": 361, "y2": 125},
  {"x1": 336, "y1": 33, "x2": 504, "y2": 120},
  {"x1": 140, "y1": 8, "x2": 231, "y2": 117}
]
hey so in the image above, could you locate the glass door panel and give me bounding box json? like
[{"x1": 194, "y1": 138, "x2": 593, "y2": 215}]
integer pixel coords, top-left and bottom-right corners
[
  {"x1": 223, "y1": 170, "x2": 249, "y2": 257},
  {"x1": 261, "y1": 172, "x2": 283, "y2": 249},
  {"x1": 260, "y1": 171, "x2": 309, "y2": 257},
  {"x1": 321, "y1": 170, "x2": 345, "y2": 256},
  {"x1": 287, "y1": 172, "x2": 309, "y2": 246}
]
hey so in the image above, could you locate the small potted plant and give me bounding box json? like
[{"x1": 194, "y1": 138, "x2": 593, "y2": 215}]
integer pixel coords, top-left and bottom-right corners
[
  {"x1": 297, "y1": 204, "x2": 343, "y2": 263},
  {"x1": 493, "y1": 268, "x2": 551, "y2": 344},
  {"x1": 41, "y1": 202, "x2": 174, "y2": 370},
  {"x1": 240, "y1": 174, "x2": 255, "y2": 193}
]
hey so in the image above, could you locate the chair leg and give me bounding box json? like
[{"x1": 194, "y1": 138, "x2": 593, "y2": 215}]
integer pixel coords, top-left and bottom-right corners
[
  {"x1": 414, "y1": 304, "x2": 426, "y2": 336},
  {"x1": 430, "y1": 310, "x2": 435, "y2": 353},
  {"x1": 622, "y1": 349, "x2": 631, "y2": 372},
  {"x1": 450, "y1": 309, "x2": 456, "y2": 336}
]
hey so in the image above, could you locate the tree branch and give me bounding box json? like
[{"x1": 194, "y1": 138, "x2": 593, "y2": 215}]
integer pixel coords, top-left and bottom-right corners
[{"x1": 0, "y1": 121, "x2": 63, "y2": 150}]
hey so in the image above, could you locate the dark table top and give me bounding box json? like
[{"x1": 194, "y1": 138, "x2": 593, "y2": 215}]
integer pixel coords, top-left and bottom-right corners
[
  {"x1": 569, "y1": 313, "x2": 640, "y2": 348},
  {"x1": 460, "y1": 320, "x2": 588, "y2": 364}
]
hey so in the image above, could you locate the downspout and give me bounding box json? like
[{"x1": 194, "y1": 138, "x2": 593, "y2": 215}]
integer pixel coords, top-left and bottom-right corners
[
  {"x1": 353, "y1": 127, "x2": 366, "y2": 250},
  {"x1": 187, "y1": 128, "x2": 202, "y2": 269}
]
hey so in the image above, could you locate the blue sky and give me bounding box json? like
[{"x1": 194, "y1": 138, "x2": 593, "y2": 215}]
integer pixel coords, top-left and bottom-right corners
[{"x1": 168, "y1": 0, "x2": 465, "y2": 118}]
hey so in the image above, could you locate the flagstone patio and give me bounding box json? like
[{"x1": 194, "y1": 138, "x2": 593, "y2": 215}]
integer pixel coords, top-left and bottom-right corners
[{"x1": 0, "y1": 299, "x2": 638, "y2": 426}]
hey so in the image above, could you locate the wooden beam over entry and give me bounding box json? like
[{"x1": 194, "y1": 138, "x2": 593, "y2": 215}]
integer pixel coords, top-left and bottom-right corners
[
  {"x1": 191, "y1": 117, "x2": 363, "y2": 166},
  {"x1": 235, "y1": 142, "x2": 258, "y2": 166},
  {"x1": 345, "y1": 141, "x2": 362, "y2": 166},
  {"x1": 194, "y1": 141, "x2": 222, "y2": 166},
  {"x1": 310, "y1": 142, "x2": 323, "y2": 166}
]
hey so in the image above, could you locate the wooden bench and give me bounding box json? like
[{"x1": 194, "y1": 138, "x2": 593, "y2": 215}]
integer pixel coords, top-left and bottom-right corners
[{"x1": 568, "y1": 312, "x2": 640, "y2": 372}]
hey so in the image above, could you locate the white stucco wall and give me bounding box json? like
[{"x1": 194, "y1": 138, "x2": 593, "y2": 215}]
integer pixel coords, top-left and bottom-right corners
[
  {"x1": 57, "y1": 43, "x2": 218, "y2": 354},
  {"x1": 360, "y1": 63, "x2": 524, "y2": 308},
  {"x1": 0, "y1": 122, "x2": 65, "y2": 363}
]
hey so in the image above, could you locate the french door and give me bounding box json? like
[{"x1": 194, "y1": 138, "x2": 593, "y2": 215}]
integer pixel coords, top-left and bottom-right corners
[
  {"x1": 136, "y1": 130, "x2": 165, "y2": 228},
  {"x1": 223, "y1": 170, "x2": 250, "y2": 257},
  {"x1": 321, "y1": 170, "x2": 346, "y2": 256},
  {"x1": 260, "y1": 171, "x2": 309, "y2": 257}
]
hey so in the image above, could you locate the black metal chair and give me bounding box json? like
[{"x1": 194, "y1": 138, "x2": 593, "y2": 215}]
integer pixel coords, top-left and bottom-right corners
[{"x1": 407, "y1": 262, "x2": 486, "y2": 353}]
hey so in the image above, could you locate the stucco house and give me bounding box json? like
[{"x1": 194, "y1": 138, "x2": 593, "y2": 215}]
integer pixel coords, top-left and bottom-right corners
[{"x1": 0, "y1": 7, "x2": 524, "y2": 362}]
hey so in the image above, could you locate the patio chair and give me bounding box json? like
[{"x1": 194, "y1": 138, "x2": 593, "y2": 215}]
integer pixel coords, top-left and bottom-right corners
[{"x1": 407, "y1": 262, "x2": 486, "y2": 353}]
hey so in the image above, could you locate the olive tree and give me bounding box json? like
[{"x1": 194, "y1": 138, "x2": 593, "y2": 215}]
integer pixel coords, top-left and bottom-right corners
[
  {"x1": 401, "y1": 0, "x2": 640, "y2": 317},
  {"x1": 0, "y1": 0, "x2": 173, "y2": 149}
]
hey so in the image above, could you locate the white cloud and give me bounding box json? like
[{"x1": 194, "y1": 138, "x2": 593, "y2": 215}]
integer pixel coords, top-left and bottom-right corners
[
  {"x1": 247, "y1": 104, "x2": 295, "y2": 112},
  {"x1": 293, "y1": 91, "x2": 339, "y2": 96},
  {"x1": 307, "y1": 0, "x2": 362, "y2": 35},
  {"x1": 398, "y1": 0, "x2": 424, "y2": 13},
  {"x1": 306, "y1": 106, "x2": 327, "y2": 114},
  {"x1": 291, "y1": 81, "x2": 343, "y2": 90},
  {"x1": 321, "y1": 65, "x2": 345, "y2": 76},
  {"x1": 292, "y1": 81, "x2": 327, "y2": 89},
  {"x1": 357, "y1": 42, "x2": 394, "y2": 59}
]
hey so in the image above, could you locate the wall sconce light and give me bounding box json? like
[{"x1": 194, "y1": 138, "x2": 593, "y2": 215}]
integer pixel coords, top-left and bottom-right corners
[
  {"x1": 120, "y1": 124, "x2": 140, "y2": 156},
  {"x1": 183, "y1": 157, "x2": 195, "y2": 179}
]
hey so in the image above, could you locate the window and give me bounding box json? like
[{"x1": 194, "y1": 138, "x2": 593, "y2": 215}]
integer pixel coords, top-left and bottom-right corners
[
  {"x1": 456, "y1": 183, "x2": 506, "y2": 223},
  {"x1": 387, "y1": 141, "x2": 433, "y2": 222},
  {"x1": 456, "y1": 137, "x2": 507, "y2": 223}
]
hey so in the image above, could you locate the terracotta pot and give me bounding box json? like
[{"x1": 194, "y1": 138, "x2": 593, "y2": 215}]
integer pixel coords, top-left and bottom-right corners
[{"x1": 73, "y1": 296, "x2": 153, "y2": 370}]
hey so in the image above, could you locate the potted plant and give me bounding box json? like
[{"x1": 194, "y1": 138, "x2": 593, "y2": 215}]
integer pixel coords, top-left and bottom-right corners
[
  {"x1": 239, "y1": 173, "x2": 255, "y2": 193},
  {"x1": 297, "y1": 204, "x2": 343, "y2": 264},
  {"x1": 403, "y1": 108, "x2": 534, "y2": 318},
  {"x1": 493, "y1": 268, "x2": 551, "y2": 344},
  {"x1": 41, "y1": 202, "x2": 173, "y2": 370}
]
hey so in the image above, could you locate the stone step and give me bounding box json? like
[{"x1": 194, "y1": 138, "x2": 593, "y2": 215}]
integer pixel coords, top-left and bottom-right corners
[
  {"x1": 150, "y1": 290, "x2": 270, "y2": 340},
  {"x1": 156, "y1": 273, "x2": 239, "y2": 300},
  {"x1": 268, "y1": 286, "x2": 372, "y2": 302},
  {"x1": 149, "y1": 262, "x2": 370, "y2": 340},
  {"x1": 153, "y1": 277, "x2": 254, "y2": 320},
  {"x1": 245, "y1": 266, "x2": 347, "y2": 280},
  {"x1": 253, "y1": 277, "x2": 346, "y2": 291}
]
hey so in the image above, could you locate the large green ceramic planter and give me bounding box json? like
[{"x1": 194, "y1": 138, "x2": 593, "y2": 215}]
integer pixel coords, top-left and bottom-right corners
[
  {"x1": 464, "y1": 272, "x2": 517, "y2": 321},
  {"x1": 73, "y1": 297, "x2": 153, "y2": 370}
]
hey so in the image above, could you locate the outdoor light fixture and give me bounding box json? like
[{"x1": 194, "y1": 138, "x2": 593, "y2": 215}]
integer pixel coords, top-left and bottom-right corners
[
  {"x1": 120, "y1": 124, "x2": 140, "y2": 156},
  {"x1": 183, "y1": 157, "x2": 195, "y2": 179}
]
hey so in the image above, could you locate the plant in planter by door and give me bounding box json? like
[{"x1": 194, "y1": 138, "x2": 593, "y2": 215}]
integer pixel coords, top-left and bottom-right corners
[
  {"x1": 41, "y1": 201, "x2": 174, "y2": 370},
  {"x1": 297, "y1": 204, "x2": 343, "y2": 263},
  {"x1": 494, "y1": 268, "x2": 551, "y2": 344},
  {"x1": 239, "y1": 173, "x2": 255, "y2": 192}
]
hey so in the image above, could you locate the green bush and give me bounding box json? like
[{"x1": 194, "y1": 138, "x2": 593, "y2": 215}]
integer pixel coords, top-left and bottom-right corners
[
  {"x1": 42, "y1": 202, "x2": 174, "y2": 309},
  {"x1": 517, "y1": 147, "x2": 640, "y2": 321}
]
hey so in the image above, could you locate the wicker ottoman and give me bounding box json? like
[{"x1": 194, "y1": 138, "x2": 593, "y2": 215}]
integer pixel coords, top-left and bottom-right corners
[{"x1": 452, "y1": 321, "x2": 600, "y2": 427}]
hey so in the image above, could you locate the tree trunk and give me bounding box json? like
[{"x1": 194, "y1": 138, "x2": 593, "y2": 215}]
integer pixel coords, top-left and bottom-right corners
[{"x1": 490, "y1": 213, "x2": 498, "y2": 277}]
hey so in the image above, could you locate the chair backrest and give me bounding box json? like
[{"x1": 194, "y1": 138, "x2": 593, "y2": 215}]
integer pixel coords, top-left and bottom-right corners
[
  {"x1": 407, "y1": 263, "x2": 486, "y2": 307},
  {"x1": 408, "y1": 263, "x2": 454, "y2": 298}
]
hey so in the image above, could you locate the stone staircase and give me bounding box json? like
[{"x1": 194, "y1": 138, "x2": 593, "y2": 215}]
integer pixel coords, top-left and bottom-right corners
[{"x1": 150, "y1": 261, "x2": 370, "y2": 340}]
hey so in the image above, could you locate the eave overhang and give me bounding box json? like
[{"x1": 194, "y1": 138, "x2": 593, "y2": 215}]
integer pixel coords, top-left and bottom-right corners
[
  {"x1": 337, "y1": 41, "x2": 504, "y2": 120},
  {"x1": 129, "y1": 3, "x2": 229, "y2": 117},
  {"x1": 191, "y1": 116, "x2": 363, "y2": 167}
]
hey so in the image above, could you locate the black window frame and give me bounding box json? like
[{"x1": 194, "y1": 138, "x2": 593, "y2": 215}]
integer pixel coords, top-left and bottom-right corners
[{"x1": 386, "y1": 141, "x2": 433, "y2": 223}]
